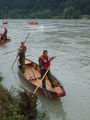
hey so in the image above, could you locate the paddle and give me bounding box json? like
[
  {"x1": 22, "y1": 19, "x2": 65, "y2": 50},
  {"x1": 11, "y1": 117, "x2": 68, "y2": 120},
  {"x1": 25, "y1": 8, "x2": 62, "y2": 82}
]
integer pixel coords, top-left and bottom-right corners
[
  {"x1": 11, "y1": 33, "x2": 30, "y2": 68},
  {"x1": 33, "y1": 44, "x2": 64, "y2": 94}
]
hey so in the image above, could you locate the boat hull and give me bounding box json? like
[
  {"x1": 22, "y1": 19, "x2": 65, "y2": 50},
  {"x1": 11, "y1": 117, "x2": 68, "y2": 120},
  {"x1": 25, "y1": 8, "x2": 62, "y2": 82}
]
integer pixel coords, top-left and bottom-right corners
[
  {"x1": 18, "y1": 58, "x2": 66, "y2": 98},
  {"x1": 0, "y1": 36, "x2": 11, "y2": 45}
]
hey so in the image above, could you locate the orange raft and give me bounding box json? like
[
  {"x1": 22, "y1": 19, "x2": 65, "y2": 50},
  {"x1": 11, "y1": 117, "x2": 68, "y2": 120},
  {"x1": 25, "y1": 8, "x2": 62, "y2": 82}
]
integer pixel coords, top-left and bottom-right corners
[
  {"x1": 0, "y1": 36, "x2": 11, "y2": 45},
  {"x1": 29, "y1": 22, "x2": 38, "y2": 25},
  {"x1": 18, "y1": 58, "x2": 66, "y2": 98}
]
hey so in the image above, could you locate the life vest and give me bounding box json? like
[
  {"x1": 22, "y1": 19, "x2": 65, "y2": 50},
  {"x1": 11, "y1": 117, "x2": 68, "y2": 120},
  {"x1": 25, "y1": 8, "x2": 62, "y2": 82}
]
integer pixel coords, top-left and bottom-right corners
[
  {"x1": 39, "y1": 55, "x2": 50, "y2": 69},
  {"x1": 18, "y1": 45, "x2": 26, "y2": 58},
  {"x1": 20, "y1": 44, "x2": 26, "y2": 53}
]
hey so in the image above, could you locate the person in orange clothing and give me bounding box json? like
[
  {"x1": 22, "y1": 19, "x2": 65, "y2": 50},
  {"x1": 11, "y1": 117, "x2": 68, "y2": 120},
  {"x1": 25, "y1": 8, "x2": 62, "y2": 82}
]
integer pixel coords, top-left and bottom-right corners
[
  {"x1": 18, "y1": 42, "x2": 27, "y2": 73},
  {"x1": 39, "y1": 50, "x2": 56, "y2": 90},
  {"x1": 2, "y1": 27, "x2": 7, "y2": 41}
]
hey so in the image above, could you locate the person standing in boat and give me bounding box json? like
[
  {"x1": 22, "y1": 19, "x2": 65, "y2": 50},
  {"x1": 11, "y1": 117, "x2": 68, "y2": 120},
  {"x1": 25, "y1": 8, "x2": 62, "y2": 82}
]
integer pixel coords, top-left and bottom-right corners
[
  {"x1": 18, "y1": 42, "x2": 27, "y2": 73},
  {"x1": 2, "y1": 27, "x2": 7, "y2": 41},
  {"x1": 39, "y1": 50, "x2": 56, "y2": 90}
]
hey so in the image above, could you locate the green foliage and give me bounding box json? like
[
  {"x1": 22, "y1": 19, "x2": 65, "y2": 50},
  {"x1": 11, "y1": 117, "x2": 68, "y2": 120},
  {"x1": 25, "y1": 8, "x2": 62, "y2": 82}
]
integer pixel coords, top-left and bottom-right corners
[
  {"x1": 7, "y1": 9, "x2": 21, "y2": 19},
  {"x1": 63, "y1": 7, "x2": 81, "y2": 19},
  {"x1": 87, "y1": 15, "x2": 90, "y2": 19},
  {"x1": 0, "y1": 75, "x2": 49, "y2": 120},
  {"x1": 19, "y1": 90, "x2": 38, "y2": 119},
  {"x1": 28, "y1": 10, "x2": 52, "y2": 19},
  {"x1": 0, "y1": 84, "x2": 16, "y2": 119},
  {"x1": 7, "y1": 104, "x2": 26, "y2": 120},
  {"x1": 43, "y1": 10, "x2": 52, "y2": 18},
  {"x1": 37, "y1": 111, "x2": 50, "y2": 120},
  {"x1": 0, "y1": 75, "x2": 3, "y2": 82},
  {"x1": 0, "y1": 84, "x2": 38, "y2": 120},
  {"x1": 0, "y1": 84, "x2": 13, "y2": 103},
  {"x1": 0, "y1": 0, "x2": 89, "y2": 18}
]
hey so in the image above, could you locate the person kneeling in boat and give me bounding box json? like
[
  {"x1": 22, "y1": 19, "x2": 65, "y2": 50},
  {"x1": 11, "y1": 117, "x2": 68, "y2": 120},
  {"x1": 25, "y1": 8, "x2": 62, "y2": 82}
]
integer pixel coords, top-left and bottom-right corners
[
  {"x1": 39, "y1": 50, "x2": 56, "y2": 90},
  {"x1": 18, "y1": 42, "x2": 27, "y2": 73},
  {"x1": 1, "y1": 27, "x2": 7, "y2": 41}
]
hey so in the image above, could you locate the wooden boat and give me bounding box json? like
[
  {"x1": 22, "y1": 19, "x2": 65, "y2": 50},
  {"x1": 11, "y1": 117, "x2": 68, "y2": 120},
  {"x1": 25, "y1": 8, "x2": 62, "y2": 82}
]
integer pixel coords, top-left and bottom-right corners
[
  {"x1": 18, "y1": 58, "x2": 66, "y2": 98},
  {"x1": 0, "y1": 36, "x2": 11, "y2": 45}
]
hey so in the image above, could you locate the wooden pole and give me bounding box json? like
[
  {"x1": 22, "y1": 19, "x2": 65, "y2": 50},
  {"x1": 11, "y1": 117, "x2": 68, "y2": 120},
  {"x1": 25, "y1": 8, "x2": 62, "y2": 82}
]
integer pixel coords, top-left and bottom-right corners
[
  {"x1": 24, "y1": 33, "x2": 30, "y2": 43},
  {"x1": 33, "y1": 66, "x2": 51, "y2": 94}
]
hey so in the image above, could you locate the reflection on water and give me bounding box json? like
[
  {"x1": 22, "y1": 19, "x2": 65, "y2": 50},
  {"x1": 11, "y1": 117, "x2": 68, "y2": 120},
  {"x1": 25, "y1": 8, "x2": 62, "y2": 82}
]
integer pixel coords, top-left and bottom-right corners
[
  {"x1": 38, "y1": 96, "x2": 66, "y2": 120},
  {"x1": 0, "y1": 19, "x2": 90, "y2": 120}
]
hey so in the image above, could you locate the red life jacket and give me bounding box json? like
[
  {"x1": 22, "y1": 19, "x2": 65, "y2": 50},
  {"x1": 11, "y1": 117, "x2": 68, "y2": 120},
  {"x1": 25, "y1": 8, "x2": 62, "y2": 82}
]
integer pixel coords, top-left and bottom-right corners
[
  {"x1": 39, "y1": 55, "x2": 50, "y2": 69},
  {"x1": 19, "y1": 45, "x2": 26, "y2": 58},
  {"x1": 20, "y1": 44, "x2": 26, "y2": 53},
  {"x1": 20, "y1": 44, "x2": 26, "y2": 49}
]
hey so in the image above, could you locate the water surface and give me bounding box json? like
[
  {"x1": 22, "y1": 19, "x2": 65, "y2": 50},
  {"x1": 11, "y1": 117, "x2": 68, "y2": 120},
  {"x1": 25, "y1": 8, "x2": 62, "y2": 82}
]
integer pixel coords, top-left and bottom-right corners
[{"x1": 0, "y1": 19, "x2": 90, "y2": 120}]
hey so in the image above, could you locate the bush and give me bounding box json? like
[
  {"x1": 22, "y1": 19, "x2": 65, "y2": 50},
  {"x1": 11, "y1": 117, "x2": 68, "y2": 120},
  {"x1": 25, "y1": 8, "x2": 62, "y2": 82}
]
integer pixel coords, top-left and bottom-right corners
[
  {"x1": 0, "y1": 75, "x2": 3, "y2": 82},
  {"x1": 19, "y1": 90, "x2": 37, "y2": 120}
]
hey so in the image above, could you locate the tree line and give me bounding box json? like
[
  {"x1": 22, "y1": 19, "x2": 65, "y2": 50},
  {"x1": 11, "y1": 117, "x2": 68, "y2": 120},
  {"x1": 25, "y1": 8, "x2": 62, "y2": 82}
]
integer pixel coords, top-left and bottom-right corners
[{"x1": 0, "y1": 0, "x2": 90, "y2": 19}]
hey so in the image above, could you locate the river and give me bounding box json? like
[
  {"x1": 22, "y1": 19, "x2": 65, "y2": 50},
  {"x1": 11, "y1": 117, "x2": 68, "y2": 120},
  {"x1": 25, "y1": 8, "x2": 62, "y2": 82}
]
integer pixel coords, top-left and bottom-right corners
[{"x1": 0, "y1": 19, "x2": 90, "y2": 120}]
